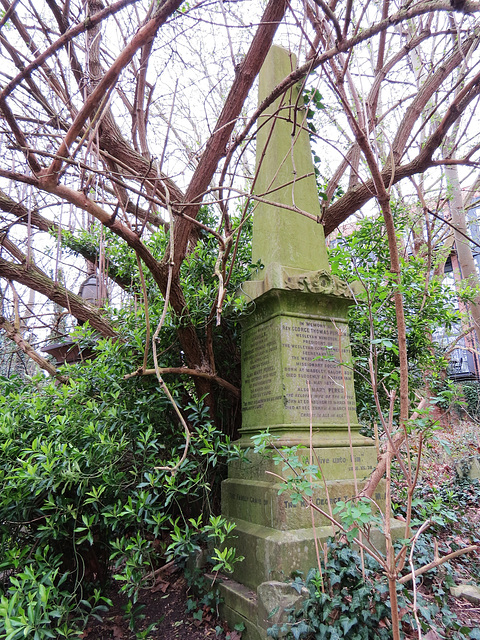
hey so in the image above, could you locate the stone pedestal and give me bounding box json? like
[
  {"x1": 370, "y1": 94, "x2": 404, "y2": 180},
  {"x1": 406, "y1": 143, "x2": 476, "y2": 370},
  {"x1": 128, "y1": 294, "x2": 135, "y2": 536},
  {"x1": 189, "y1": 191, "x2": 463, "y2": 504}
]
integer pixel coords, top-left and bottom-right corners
[
  {"x1": 222, "y1": 279, "x2": 381, "y2": 589},
  {"x1": 239, "y1": 274, "x2": 359, "y2": 443},
  {"x1": 219, "y1": 276, "x2": 389, "y2": 637}
]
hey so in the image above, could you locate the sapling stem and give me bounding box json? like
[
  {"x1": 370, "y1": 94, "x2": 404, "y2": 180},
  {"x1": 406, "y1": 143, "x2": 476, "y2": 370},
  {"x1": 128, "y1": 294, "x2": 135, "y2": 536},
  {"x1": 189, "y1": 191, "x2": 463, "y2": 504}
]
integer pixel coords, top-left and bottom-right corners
[{"x1": 307, "y1": 379, "x2": 324, "y2": 589}]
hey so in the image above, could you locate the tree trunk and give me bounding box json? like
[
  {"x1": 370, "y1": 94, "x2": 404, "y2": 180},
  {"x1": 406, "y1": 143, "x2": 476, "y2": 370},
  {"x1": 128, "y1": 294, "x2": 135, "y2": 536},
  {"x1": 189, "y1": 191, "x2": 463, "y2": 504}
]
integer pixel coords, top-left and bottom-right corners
[{"x1": 445, "y1": 163, "x2": 480, "y2": 348}]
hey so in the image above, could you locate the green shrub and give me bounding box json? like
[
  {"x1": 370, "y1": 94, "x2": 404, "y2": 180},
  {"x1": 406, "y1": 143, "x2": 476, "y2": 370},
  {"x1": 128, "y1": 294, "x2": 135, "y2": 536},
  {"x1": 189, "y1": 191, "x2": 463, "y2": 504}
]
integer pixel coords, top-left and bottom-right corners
[
  {"x1": 267, "y1": 543, "x2": 392, "y2": 640},
  {"x1": 0, "y1": 547, "x2": 109, "y2": 640},
  {"x1": 0, "y1": 354, "x2": 242, "y2": 637},
  {"x1": 0, "y1": 207, "x2": 252, "y2": 637},
  {"x1": 328, "y1": 211, "x2": 461, "y2": 424},
  {"x1": 461, "y1": 381, "x2": 480, "y2": 420},
  {"x1": 267, "y1": 538, "x2": 476, "y2": 640}
]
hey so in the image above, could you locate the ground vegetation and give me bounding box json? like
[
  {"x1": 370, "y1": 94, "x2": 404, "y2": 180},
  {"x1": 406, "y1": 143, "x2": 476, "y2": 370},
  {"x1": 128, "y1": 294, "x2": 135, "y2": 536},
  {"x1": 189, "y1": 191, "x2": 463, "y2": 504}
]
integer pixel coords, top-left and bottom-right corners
[{"x1": 1, "y1": 0, "x2": 480, "y2": 638}]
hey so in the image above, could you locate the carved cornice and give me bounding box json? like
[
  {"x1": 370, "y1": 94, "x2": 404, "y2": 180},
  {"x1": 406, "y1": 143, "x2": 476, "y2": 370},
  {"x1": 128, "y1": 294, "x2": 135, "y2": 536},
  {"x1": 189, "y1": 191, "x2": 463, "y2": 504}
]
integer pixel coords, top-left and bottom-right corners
[
  {"x1": 241, "y1": 263, "x2": 358, "y2": 301},
  {"x1": 284, "y1": 269, "x2": 353, "y2": 298}
]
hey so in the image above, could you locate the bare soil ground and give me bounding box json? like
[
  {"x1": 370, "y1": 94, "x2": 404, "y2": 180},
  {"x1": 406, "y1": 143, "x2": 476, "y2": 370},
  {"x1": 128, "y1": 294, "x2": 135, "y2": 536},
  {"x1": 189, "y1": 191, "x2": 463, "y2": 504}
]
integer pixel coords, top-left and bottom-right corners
[{"x1": 81, "y1": 567, "x2": 235, "y2": 640}]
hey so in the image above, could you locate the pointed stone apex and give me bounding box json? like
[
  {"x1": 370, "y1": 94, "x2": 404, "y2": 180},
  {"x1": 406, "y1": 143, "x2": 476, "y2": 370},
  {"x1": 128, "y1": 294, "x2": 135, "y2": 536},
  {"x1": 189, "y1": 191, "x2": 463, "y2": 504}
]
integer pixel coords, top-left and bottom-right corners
[{"x1": 252, "y1": 45, "x2": 329, "y2": 274}]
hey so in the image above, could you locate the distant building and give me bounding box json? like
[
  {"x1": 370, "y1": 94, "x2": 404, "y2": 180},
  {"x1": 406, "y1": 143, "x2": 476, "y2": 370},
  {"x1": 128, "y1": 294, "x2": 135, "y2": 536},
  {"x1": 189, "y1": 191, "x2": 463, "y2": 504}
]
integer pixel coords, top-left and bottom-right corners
[
  {"x1": 435, "y1": 253, "x2": 480, "y2": 381},
  {"x1": 443, "y1": 197, "x2": 480, "y2": 381}
]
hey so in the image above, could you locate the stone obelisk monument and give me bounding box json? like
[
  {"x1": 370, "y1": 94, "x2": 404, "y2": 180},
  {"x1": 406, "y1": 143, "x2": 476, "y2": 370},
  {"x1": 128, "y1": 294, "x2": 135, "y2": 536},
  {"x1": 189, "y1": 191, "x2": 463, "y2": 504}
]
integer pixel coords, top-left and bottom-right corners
[{"x1": 220, "y1": 47, "x2": 382, "y2": 639}]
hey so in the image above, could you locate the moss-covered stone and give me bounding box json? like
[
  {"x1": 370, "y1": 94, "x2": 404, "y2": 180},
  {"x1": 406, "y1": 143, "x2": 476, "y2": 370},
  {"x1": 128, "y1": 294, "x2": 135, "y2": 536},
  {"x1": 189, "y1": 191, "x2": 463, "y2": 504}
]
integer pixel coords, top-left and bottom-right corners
[
  {"x1": 252, "y1": 46, "x2": 329, "y2": 274},
  {"x1": 220, "y1": 46, "x2": 384, "y2": 639}
]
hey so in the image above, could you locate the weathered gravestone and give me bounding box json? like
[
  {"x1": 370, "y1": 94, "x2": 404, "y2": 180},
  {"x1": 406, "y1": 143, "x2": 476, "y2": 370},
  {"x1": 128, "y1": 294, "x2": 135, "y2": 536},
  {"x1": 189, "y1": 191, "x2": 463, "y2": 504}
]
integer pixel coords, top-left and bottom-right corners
[{"x1": 220, "y1": 46, "x2": 384, "y2": 639}]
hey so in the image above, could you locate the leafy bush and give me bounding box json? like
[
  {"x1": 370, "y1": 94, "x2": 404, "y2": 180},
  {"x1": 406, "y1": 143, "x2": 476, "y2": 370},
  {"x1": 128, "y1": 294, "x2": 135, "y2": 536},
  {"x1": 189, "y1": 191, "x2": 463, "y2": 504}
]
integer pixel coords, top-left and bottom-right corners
[
  {"x1": 267, "y1": 543, "x2": 392, "y2": 640},
  {"x1": 329, "y1": 210, "x2": 461, "y2": 425},
  {"x1": 0, "y1": 204, "x2": 253, "y2": 637},
  {"x1": 267, "y1": 538, "x2": 477, "y2": 640},
  {"x1": 0, "y1": 352, "x2": 242, "y2": 637},
  {"x1": 460, "y1": 381, "x2": 480, "y2": 420},
  {"x1": 0, "y1": 547, "x2": 109, "y2": 640},
  {"x1": 394, "y1": 476, "x2": 480, "y2": 533},
  {"x1": 61, "y1": 208, "x2": 252, "y2": 438}
]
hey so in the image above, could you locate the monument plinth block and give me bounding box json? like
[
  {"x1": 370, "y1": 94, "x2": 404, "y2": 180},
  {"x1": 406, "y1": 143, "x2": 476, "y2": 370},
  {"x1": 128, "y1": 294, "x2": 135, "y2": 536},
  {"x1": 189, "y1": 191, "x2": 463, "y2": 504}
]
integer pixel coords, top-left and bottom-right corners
[
  {"x1": 239, "y1": 287, "x2": 365, "y2": 444},
  {"x1": 222, "y1": 477, "x2": 383, "y2": 531},
  {"x1": 227, "y1": 447, "x2": 377, "y2": 482},
  {"x1": 225, "y1": 518, "x2": 334, "y2": 589},
  {"x1": 219, "y1": 516, "x2": 407, "y2": 639}
]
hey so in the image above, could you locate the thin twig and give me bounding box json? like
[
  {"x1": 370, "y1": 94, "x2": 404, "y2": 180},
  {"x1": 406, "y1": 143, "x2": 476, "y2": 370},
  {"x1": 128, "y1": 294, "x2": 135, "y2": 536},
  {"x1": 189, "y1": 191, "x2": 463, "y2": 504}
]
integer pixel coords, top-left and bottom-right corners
[
  {"x1": 136, "y1": 254, "x2": 150, "y2": 373},
  {"x1": 399, "y1": 544, "x2": 479, "y2": 584},
  {"x1": 124, "y1": 366, "x2": 240, "y2": 397},
  {"x1": 307, "y1": 379, "x2": 324, "y2": 589},
  {"x1": 153, "y1": 184, "x2": 190, "y2": 474},
  {"x1": 408, "y1": 520, "x2": 432, "y2": 640}
]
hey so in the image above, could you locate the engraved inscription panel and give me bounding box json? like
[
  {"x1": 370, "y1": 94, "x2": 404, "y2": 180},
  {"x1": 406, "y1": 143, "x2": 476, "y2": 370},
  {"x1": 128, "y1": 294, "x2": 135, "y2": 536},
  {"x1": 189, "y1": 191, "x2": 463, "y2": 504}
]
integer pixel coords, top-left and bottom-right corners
[
  {"x1": 282, "y1": 318, "x2": 356, "y2": 420},
  {"x1": 242, "y1": 323, "x2": 280, "y2": 412},
  {"x1": 242, "y1": 316, "x2": 356, "y2": 423}
]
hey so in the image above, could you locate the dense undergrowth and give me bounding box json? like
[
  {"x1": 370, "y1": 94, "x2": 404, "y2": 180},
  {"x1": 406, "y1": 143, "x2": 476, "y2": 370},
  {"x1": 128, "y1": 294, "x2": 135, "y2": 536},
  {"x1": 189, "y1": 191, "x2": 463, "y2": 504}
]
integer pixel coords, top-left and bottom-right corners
[
  {"x1": 0, "y1": 211, "x2": 252, "y2": 638},
  {"x1": 268, "y1": 473, "x2": 480, "y2": 640},
  {"x1": 0, "y1": 349, "x2": 242, "y2": 639},
  {"x1": 1, "y1": 210, "x2": 479, "y2": 639}
]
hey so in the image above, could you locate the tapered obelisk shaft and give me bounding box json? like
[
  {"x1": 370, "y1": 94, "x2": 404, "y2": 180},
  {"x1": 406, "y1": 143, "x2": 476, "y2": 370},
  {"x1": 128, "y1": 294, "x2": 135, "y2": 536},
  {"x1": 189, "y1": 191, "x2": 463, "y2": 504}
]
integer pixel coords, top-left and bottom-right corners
[{"x1": 252, "y1": 45, "x2": 329, "y2": 273}]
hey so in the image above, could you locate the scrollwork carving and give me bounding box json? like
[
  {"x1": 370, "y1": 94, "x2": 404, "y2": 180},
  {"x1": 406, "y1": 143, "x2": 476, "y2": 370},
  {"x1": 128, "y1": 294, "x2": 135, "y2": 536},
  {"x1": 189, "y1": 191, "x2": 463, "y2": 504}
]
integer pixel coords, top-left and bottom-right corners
[{"x1": 284, "y1": 270, "x2": 353, "y2": 298}]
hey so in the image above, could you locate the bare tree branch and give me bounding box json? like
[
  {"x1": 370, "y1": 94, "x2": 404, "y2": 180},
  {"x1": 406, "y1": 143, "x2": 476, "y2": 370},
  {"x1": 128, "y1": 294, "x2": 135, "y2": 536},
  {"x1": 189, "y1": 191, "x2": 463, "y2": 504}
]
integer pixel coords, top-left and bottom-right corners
[
  {"x1": 0, "y1": 315, "x2": 67, "y2": 382},
  {"x1": 0, "y1": 257, "x2": 117, "y2": 337}
]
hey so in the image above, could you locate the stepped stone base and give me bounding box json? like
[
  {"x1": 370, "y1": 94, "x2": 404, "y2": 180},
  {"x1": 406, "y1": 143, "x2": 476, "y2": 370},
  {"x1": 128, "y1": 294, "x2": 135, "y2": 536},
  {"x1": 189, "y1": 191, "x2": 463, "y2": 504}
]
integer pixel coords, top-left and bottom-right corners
[
  {"x1": 222, "y1": 444, "x2": 383, "y2": 589},
  {"x1": 219, "y1": 519, "x2": 406, "y2": 640}
]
